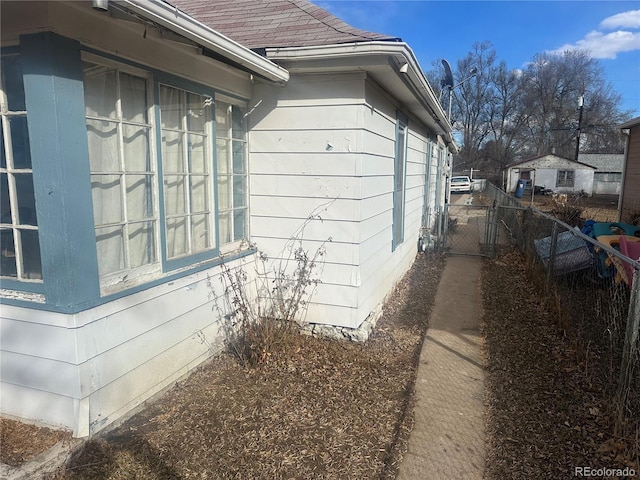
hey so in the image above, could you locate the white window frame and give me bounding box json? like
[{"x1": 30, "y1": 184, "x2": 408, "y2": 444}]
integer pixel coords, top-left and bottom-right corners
[
  {"x1": 215, "y1": 95, "x2": 249, "y2": 252},
  {"x1": 556, "y1": 169, "x2": 575, "y2": 188},
  {"x1": 82, "y1": 53, "x2": 161, "y2": 290},
  {"x1": 158, "y1": 82, "x2": 216, "y2": 263},
  {"x1": 0, "y1": 52, "x2": 42, "y2": 283}
]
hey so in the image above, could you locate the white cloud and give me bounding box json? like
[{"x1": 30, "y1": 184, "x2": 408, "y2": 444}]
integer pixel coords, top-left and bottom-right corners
[
  {"x1": 600, "y1": 9, "x2": 640, "y2": 29},
  {"x1": 548, "y1": 9, "x2": 640, "y2": 60},
  {"x1": 549, "y1": 30, "x2": 640, "y2": 59}
]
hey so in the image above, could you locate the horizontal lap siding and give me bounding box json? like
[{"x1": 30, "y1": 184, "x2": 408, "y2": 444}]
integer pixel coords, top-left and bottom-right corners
[
  {"x1": 356, "y1": 81, "x2": 431, "y2": 323},
  {"x1": 0, "y1": 257, "x2": 252, "y2": 435},
  {"x1": 250, "y1": 75, "x2": 367, "y2": 327}
]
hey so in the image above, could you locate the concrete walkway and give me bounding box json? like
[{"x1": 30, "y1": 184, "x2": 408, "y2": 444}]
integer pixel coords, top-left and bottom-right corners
[{"x1": 397, "y1": 253, "x2": 486, "y2": 479}]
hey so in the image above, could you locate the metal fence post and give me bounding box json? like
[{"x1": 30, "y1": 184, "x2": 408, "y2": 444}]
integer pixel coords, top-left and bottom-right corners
[{"x1": 617, "y1": 268, "x2": 640, "y2": 421}]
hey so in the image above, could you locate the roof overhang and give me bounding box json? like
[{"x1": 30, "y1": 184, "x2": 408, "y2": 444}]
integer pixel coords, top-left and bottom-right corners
[
  {"x1": 265, "y1": 42, "x2": 456, "y2": 151},
  {"x1": 118, "y1": 0, "x2": 289, "y2": 84},
  {"x1": 619, "y1": 116, "x2": 640, "y2": 131}
]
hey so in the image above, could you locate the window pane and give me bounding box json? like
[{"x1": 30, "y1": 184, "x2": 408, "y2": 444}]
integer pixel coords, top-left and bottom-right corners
[
  {"x1": 166, "y1": 217, "x2": 187, "y2": 258},
  {"x1": 231, "y1": 106, "x2": 245, "y2": 139},
  {"x1": 83, "y1": 63, "x2": 117, "y2": 119},
  {"x1": 233, "y1": 209, "x2": 246, "y2": 241},
  {"x1": 91, "y1": 174, "x2": 123, "y2": 225},
  {"x1": 9, "y1": 116, "x2": 31, "y2": 169},
  {"x1": 190, "y1": 175, "x2": 209, "y2": 213},
  {"x1": 129, "y1": 221, "x2": 156, "y2": 268},
  {"x1": 162, "y1": 130, "x2": 184, "y2": 173},
  {"x1": 215, "y1": 102, "x2": 230, "y2": 136},
  {"x1": 1, "y1": 121, "x2": 6, "y2": 169},
  {"x1": 160, "y1": 85, "x2": 183, "y2": 130},
  {"x1": 1, "y1": 228, "x2": 17, "y2": 277},
  {"x1": 216, "y1": 138, "x2": 230, "y2": 174},
  {"x1": 1, "y1": 173, "x2": 10, "y2": 222},
  {"x1": 123, "y1": 125, "x2": 150, "y2": 172},
  {"x1": 126, "y1": 175, "x2": 153, "y2": 220},
  {"x1": 232, "y1": 141, "x2": 245, "y2": 174},
  {"x1": 233, "y1": 175, "x2": 246, "y2": 207},
  {"x1": 219, "y1": 211, "x2": 231, "y2": 245},
  {"x1": 191, "y1": 214, "x2": 210, "y2": 252},
  {"x1": 2, "y1": 56, "x2": 26, "y2": 111},
  {"x1": 20, "y1": 229, "x2": 42, "y2": 279},
  {"x1": 87, "y1": 119, "x2": 120, "y2": 172},
  {"x1": 189, "y1": 134, "x2": 206, "y2": 173},
  {"x1": 164, "y1": 175, "x2": 186, "y2": 215},
  {"x1": 218, "y1": 175, "x2": 230, "y2": 210},
  {"x1": 187, "y1": 93, "x2": 207, "y2": 133},
  {"x1": 120, "y1": 72, "x2": 147, "y2": 123},
  {"x1": 95, "y1": 225, "x2": 125, "y2": 275},
  {"x1": 14, "y1": 173, "x2": 37, "y2": 225}
]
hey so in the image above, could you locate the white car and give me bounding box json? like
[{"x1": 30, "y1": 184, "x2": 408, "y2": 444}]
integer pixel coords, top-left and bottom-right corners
[{"x1": 450, "y1": 175, "x2": 472, "y2": 193}]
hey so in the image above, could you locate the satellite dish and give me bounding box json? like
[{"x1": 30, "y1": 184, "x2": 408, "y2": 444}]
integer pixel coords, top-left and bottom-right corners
[{"x1": 441, "y1": 59, "x2": 454, "y2": 89}]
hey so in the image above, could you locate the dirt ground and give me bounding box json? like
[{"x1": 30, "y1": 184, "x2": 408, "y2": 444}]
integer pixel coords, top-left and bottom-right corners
[{"x1": 2, "y1": 245, "x2": 639, "y2": 478}]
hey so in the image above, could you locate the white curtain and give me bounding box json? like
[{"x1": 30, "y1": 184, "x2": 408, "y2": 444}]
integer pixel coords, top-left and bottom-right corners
[{"x1": 84, "y1": 63, "x2": 155, "y2": 276}]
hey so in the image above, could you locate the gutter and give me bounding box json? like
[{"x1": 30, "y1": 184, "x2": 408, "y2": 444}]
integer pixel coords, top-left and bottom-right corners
[
  {"x1": 266, "y1": 42, "x2": 455, "y2": 147},
  {"x1": 119, "y1": 0, "x2": 289, "y2": 84}
]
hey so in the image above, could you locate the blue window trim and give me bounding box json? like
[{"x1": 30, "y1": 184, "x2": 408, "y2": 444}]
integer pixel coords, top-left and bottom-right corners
[{"x1": 392, "y1": 111, "x2": 408, "y2": 251}]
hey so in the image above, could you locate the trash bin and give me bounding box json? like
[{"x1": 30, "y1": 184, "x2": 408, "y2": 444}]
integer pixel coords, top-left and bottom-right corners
[{"x1": 515, "y1": 180, "x2": 525, "y2": 198}]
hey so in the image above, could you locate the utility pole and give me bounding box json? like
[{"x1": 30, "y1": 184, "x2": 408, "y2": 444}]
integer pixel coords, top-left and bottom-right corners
[{"x1": 575, "y1": 90, "x2": 585, "y2": 161}]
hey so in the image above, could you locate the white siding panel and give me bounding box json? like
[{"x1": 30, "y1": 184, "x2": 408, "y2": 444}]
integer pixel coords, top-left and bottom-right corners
[
  {"x1": 0, "y1": 382, "x2": 75, "y2": 431},
  {"x1": 251, "y1": 129, "x2": 362, "y2": 154},
  {"x1": 362, "y1": 130, "x2": 395, "y2": 157},
  {"x1": 251, "y1": 174, "x2": 360, "y2": 200},
  {"x1": 249, "y1": 237, "x2": 359, "y2": 266},
  {"x1": 250, "y1": 152, "x2": 359, "y2": 177},
  {"x1": 251, "y1": 196, "x2": 357, "y2": 222},
  {"x1": 362, "y1": 176, "x2": 393, "y2": 199},
  {"x1": 1, "y1": 319, "x2": 77, "y2": 363},
  {"x1": 251, "y1": 216, "x2": 354, "y2": 243},
  {"x1": 1, "y1": 351, "x2": 80, "y2": 397},
  {"x1": 252, "y1": 104, "x2": 363, "y2": 131}
]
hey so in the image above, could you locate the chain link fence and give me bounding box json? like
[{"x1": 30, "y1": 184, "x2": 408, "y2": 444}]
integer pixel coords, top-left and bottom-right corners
[{"x1": 482, "y1": 183, "x2": 640, "y2": 432}]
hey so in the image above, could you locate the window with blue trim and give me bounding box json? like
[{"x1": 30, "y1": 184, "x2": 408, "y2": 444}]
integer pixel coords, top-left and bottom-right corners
[
  {"x1": 0, "y1": 53, "x2": 43, "y2": 282},
  {"x1": 393, "y1": 113, "x2": 408, "y2": 249},
  {"x1": 82, "y1": 54, "x2": 248, "y2": 291}
]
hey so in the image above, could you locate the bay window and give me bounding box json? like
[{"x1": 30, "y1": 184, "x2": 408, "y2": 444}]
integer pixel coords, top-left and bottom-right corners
[{"x1": 83, "y1": 55, "x2": 249, "y2": 291}]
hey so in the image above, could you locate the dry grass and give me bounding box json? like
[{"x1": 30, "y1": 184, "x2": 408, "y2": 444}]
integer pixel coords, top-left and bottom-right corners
[{"x1": 37, "y1": 253, "x2": 446, "y2": 480}]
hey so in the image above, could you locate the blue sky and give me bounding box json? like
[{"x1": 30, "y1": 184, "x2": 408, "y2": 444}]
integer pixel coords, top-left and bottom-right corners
[{"x1": 318, "y1": 1, "x2": 640, "y2": 118}]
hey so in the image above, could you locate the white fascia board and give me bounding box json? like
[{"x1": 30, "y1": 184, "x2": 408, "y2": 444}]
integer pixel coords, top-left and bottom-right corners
[
  {"x1": 266, "y1": 42, "x2": 455, "y2": 145},
  {"x1": 119, "y1": 0, "x2": 289, "y2": 84}
]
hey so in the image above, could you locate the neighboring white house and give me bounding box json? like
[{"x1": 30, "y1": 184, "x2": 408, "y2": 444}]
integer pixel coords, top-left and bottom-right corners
[
  {"x1": 578, "y1": 153, "x2": 625, "y2": 195},
  {"x1": 506, "y1": 154, "x2": 596, "y2": 195},
  {"x1": 0, "y1": 0, "x2": 453, "y2": 437}
]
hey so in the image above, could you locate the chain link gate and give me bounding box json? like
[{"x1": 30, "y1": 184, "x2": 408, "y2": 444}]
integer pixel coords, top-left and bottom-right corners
[{"x1": 441, "y1": 201, "x2": 497, "y2": 257}]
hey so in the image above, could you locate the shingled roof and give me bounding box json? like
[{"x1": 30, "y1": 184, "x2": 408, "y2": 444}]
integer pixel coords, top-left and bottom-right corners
[{"x1": 164, "y1": 0, "x2": 400, "y2": 49}]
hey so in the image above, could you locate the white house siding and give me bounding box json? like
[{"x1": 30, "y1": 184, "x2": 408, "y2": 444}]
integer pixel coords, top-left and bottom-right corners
[
  {"x1": 250, "y1": 73, "x2": 366, "y2": 328},
  {"x1": 250, "y1": 73, "x2": 439, "y2": 330},
  {"x1": 1, "y1": 256, "x2": 253, "y2": 437}
]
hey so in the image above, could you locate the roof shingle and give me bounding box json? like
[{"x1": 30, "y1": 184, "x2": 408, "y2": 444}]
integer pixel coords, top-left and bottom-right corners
[{"x1": 164, "y1": 0, "x2": 400, "y2": 49}]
